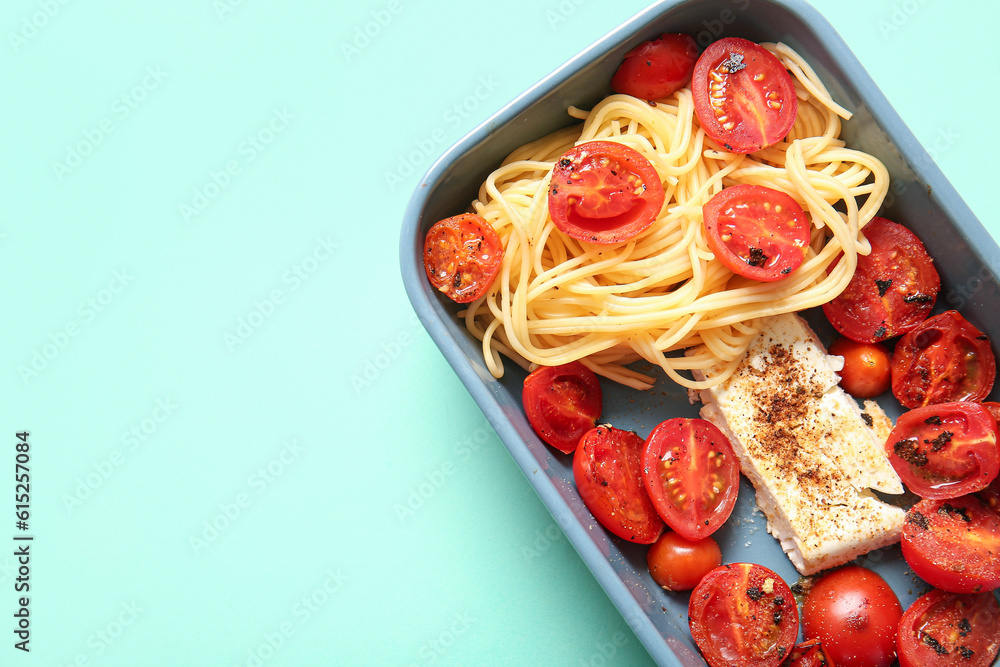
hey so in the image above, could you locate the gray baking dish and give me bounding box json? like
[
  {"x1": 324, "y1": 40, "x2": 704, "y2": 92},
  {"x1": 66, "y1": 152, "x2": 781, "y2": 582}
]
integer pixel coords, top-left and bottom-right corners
[{"x1": 398, "y1": 0, "x2": 1000, "y2": 664}]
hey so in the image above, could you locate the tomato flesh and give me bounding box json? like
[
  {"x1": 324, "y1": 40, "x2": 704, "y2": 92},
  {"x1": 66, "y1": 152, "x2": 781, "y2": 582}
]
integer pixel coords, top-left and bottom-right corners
[
  {"x1": 645, "y1": 531, "x2": 721, "y2": 591},
  {"x1": 522, "y1": 362, "x2": 602, "y2": 454},
  {"x1": 702, "y1": 184, "x2": 810, "y2": 282},
  {"x1": 891, "y1": 310, "x2": 997, "y2": 408},
  {"x1": 547, "y1": 141, "x2": 665, "y2": 245},
  {"x1": 611, "y1": 33, "x2": 699, "y2": 100},
  {"x1": 423, "y1": 213, "x2": 504, "y2": 303},
  {"x1": 641, "y1": 418, "x2": 739, "y2": 541},
  {"x1": 786, "y1": 639, "x2": 834, "y2": 667},
  {"x1": 822, "y1": 217, "x2": 940, "y2": 343},
  {"x1": 897, "y1": 589, "x2": 1000, "y2": 667},
  {"x1": 884, "y1": 401, "x2": 999, "y2": 499},
  {"x1": 828, "y1": 337, "x2": 891, "y2": 397},
  {"x1": 689, "y1": 563, "x2": 799, "y2": 667},
  {"x1": 902, "y1": 495, "x2": 1000, "y2": 593},
  {"x1": 691, "y1": 37, "x2": 798, "y2": 153},
  {"x1": 573, "y1": 426, "x2": 664, "y2": 544}
]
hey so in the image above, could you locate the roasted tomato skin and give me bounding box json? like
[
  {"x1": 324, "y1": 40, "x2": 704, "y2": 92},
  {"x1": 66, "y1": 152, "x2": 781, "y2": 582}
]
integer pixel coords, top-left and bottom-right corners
[
  {"x1": 522, "y1": 362, "x2": 602, "y2": 454},
  {"x1": 573, "y1": 426, "x2": 664, "y2": 544},
  {"x1": 611, "y1": 33, "x2": 699, "y2": 100},
  {"x1": 691, "y1": 37, "x2": 797, "y2": 153},
  {"x1": 897, "y1": 588, "x2": 1000, "y2": 667},
  {"x1": 547, "y1": 141, "x2": 665, "y2": 245},
  {"x1": 641, "y1": 418, "x2": 739, "y2": 541},
  {"x1": 828, "y1": 337, "x2": 891, "y2": 397},
  {"x1": 423, "y1": 213, "x2": 504, "y2": 303},
  {"x1": 645, "y1": 531, "x2": 721, "y2": 591},
  {"x1": 701, "y1": 184, "x2": 811, "y2": 282},
  {"x1": 802, "y1": 565, "x2": 902, "y2": 667},
  {"x1": 822, "y1": 217, "x2": 940, "y2": 343},
  {"x1": 688, "y1": 562, "x2": 799, "y2": 667},
  {"x1": 891, "y1": 310, "x2": 997, "y2": 408},
  {"x1": 901, "y1": 495, "x2": 1000, "y2": 593},
  {"x1": 883, "y1": 401, "x2": 999, "y2": 499}
]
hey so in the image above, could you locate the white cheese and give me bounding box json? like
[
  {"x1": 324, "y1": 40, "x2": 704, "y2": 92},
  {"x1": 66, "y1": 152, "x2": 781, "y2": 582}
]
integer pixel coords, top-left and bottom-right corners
[{"x1": 693, "y1": 313, "x2": 905, "y2": 575}]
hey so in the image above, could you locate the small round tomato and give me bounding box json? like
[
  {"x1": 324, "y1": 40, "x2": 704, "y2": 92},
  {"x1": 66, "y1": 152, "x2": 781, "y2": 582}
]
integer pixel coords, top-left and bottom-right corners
[
  {"x1": 522, "y1": 362, "x2": 602, "y2": 454},
  {"x1": 822, "y1": 217, "x2": 940, "y2": 343},
  {"x1": 802, "y1": 565, "x2": 902, "y2": 667},
  {"x1": 884, "y1": 401, "x2": 999, "y2": 499},
  {"x1": 786, "y1": 639, "x2": 835, "y2": 667},
  {"x1": 891, "y1": 310, "x2": 997, "y2": 408},
  {"x1": 902, "y1": 495, "x2": 1000, "y2": 593},
  {"x1": 573, "y1": 426, "x2": 664, "y2": 544},
  {"x1": 897, "y1": 589, "x2": 1000, "y2": 667},
  {"x1": 688, "y1": 563, "x2": 799, "y2": 667},
  {"x1": 611, "y1": 33, "x2": 699, "y2": 100},
  {"x1": 981, "y1": 401, "x2": 1000, "y2": 424},
  {"x1": 702, "y1": 184, "x2": 810, "y2": 282},
  {"x1": 828, "y1": 337, "x2": 891, "y2": 397},
  {"x1": 980, "y1": 474, "x2": 1000, "y2": 512},
  {"x1": 646, "y1": 531, "x2": 721, "y2": 591},
  {"x1": 641, "y1": 418, "x2": 739, "y2": 541},
  {"x1": 691, "y1": 37, "x2": 797, "y2": 154},
  {"x1": 547, "y1": 141, "x2": 665, "y2": 245},
  {"x1": 423, "y1": 213, "x2": 503, "y2": 303}
]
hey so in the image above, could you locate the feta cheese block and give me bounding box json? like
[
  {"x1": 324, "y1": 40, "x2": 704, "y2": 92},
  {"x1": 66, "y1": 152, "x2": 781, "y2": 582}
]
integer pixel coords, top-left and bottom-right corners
[{"x1": 692, "y1": 313, "x2": 905, "y2": 575}]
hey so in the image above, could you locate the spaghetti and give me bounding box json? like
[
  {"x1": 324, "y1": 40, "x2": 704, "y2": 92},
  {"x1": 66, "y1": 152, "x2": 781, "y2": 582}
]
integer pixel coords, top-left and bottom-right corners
[{"x1": 459, "y1": 42, "x2": 889, "y2": 390}]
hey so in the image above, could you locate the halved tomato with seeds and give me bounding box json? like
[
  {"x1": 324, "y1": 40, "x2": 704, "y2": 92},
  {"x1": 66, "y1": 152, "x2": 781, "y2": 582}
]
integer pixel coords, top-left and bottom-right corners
[
  {"x1": 423, "y1": 213, "x2": 503, "y2": 303},
  {"x1": 691, "y1": 37, "x2": 798, "y2": 154},
  {"x1": 689, "y1": 563, "x2": 799, "y2": 667},
  {"x1": 641, "y1": 418, "x2": 739, "y2": 540},
  {"x1": 897, "y1": 589, "x2": 1000, "y2": 667}
]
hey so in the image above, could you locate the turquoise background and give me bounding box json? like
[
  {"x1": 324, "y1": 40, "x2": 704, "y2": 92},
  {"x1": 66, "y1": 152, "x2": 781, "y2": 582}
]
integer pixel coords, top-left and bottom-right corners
[{"x1": 5, "y1": 0, "x2": 998, "y2": 665}]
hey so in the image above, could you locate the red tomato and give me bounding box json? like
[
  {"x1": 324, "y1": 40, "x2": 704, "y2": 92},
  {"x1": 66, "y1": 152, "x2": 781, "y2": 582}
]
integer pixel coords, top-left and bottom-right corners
[
  {"x1": 547, "y1": 141, "x2": 665, "y2": 245},
  {"x1": 691, "y1": 37, "x2": 797, "y2": 154},
  {"x1": 884, "y1": 401, "x2": 999, "y2": 499},
  {"x1": 522, "y1": 362, "x2": 602, "y2": 454},
  {"x1": 786, "y1": 639, "x2": 835, "y2": 667},
  {"x1": 891, "y1": 310, "x2": 997, "y2": 408},
  {"x1": 902, "y1": 495, "x2": 1000, "y2": 593},
  {"x1": 822, "y1": 217, "x2": 940, "y2": 343},
  {"x1": 611, "y1": 33, "x2": 699, "y2": 100},
  {"x1": 641, "y1": 418, "x2": 739, "y2": 541},
  {"x1": 802, "y1": 565, "x2": 902, "y2": 667},
  {"x1": 573, "y1": 426, "x2": 664, "y2": 544},
  {"x1": 423, "y1": 213, "x2": 504, "y2": 303},
  {"x1": 645, "y1": 531, "x2": 721, "y2": 591},
  {"x1": 702, "y1": 184, "x2": 810, "y2": 282},
  {"x1": 828, "y1": 337, "x2": 891, "y2": 397},
  {"x1": 981, "y1": 401, "x2": 1000, "y2": 424},
  {"x1": 688, "y1": 563, "x2": 799, "y2": 667},
  {"x1": 980, "y1": 474, "x2": 1000, "y2": 512},
  {"x1": 897, "y1": 588, "x2": 1000, "y2": 667}
]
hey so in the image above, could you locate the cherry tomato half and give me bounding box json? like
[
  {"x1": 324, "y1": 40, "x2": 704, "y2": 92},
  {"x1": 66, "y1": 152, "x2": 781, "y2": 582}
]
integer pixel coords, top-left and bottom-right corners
[
  {"x1": 547, "y1": 141, "x2": 665, "y2": 245},
  {"x1": 981, "y1": 401, "x2": 1000, "y2": 424},
  {"x1": 646, "y1": 531, "x2": 721, "y2": 591},
  {"x1": 822, "y1": 217, "x2": 940, "y2": 343},
  {"x1": 611, "y1": 33, "x2": 699, "y2": 100},
  {"x1": 828, "y1": 337, "x2": 891, "y2": 397},
  {"x1": 902, "y1": 495, "x2": 1000, "y2": 593},
  {"x1": 423, "y1": 213, "x2": 504, "y2": 303},
  {"x1": 802, "y1": 565, "x2": 902, "y2": 667},
  {"x1": 980, "y1": 474, "x2": 1000, "y2": 512},
  {"x1": 688, "y1": 563, "x2": 799, "y2": 667},
  {"x1": 786, "y1": 639, "x2": 835, "y2": 667},
  {"x1": 891, "y1": 310, "x2": 997, "y2": 408},
  {"x1": 897, "y1": 588, "x2": 1000, "y2": 667},
  {"x1": 691, "y1": 37, "x2": 797, "y2": 154},
  {"x1": 884, "y1": 401, "x2": 999, "y2": 499},
  {"x1": 573, "y1": 425, "x2": 664, "y2": 544},
  {"x1": 702, "y1": 184, "x2": 811, "y2": 282},
  {"x1": 641, "y1": 418, "x2": 739, "y2": 541},
  {"x1": 522, "y1": 362, "x2": 602, "y2": 454}
]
